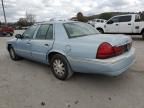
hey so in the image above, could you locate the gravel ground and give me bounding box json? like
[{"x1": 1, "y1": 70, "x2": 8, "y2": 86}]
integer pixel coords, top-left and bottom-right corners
[{"x1": 0, "y1": 31, "x2": 144, "y2": 108}]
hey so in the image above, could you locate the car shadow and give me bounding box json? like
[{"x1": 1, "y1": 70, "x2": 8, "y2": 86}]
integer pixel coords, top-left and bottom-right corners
[
  {"x1": 132, "y1": 37, "x2": 144, "y2": 41},
  {"x1": 0, "y1": 34, "x2": 12, "y2": 37}
]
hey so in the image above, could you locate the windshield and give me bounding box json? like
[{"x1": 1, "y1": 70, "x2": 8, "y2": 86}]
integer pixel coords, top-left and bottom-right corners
[{"x1": 64, "y1": 22, "x2": 99, "y2": 38}]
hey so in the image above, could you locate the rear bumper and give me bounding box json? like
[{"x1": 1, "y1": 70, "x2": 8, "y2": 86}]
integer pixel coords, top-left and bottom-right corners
[{"x1": 68, "y1": 48, "x2": 135, "y2": 76}]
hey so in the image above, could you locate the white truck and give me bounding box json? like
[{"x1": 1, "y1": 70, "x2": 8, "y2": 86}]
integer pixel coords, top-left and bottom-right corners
[
  {"x1": 95, "y1": 14, "x2": 144, "y2": 39},
  {"x1": 88, "y1": 19, "x2": 107, "y2": 27}
]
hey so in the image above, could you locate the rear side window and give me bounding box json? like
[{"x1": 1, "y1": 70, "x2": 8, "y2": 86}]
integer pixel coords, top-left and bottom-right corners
[
  {"x1": 64, "y1": 22, "x2": 98, "y2": 38},
  {"x1": 46, "y1": 25, "x2": 53, "y2": 39},
  {"x1": 35, "y1": 24, "x2": 53, "y2": 40},
  {"x1": 119, "y1": 16, "x2": 131, "y2": 22},
  {"x1": 36, "y1": 24, "x2": 50, "y2": 39}
]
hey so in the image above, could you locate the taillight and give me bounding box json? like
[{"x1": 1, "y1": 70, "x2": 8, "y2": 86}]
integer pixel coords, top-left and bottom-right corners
[
  {"x1": 96, "y1": 42, "x2": 115, "y2": 59},
  {"x1": 113, "y1": 46, "x2": 124, "y2": 55},
  {"x1": 96, "y1": 42, "x2": 127, "y2": 59}
]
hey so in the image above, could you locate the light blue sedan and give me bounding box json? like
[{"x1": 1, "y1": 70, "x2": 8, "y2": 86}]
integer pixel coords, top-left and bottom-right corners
[{"x1": 7, "y1": 21, "x2": 135, "y2": 80}]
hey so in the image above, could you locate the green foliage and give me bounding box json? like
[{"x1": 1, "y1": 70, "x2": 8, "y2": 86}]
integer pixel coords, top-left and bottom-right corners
[
  {"x1": 87, "y1": 12, "x2": 137, "y2": 20},
  {"x1": 77, "y1": 12, "x2": 88, "y2": 22},
  {"x1": 98, "y1": 13, "x2": 113, "y2": 20}
]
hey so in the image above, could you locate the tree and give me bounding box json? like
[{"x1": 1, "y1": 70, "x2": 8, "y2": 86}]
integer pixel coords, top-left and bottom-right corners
[
  {"x1": 17, "y1": 18, "x2": 28, "y2": 27},
  {"x1": 26, "y1": 12, "x2": 36, "y2": 25},
  {"x1": 98, "y1": 13, "x2": 113, "y2": 20},
  {"x1": 77, "y1": 12, "x2": 88, "y2": 22}
]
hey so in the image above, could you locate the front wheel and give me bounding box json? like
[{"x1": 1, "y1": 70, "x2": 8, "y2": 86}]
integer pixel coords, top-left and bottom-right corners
[
  {"x1": 50, "y1": 54, "x2": 73, "y2": 80},
  {"x1": 9, "y1": 47, "x2": 21, "y2": 60},
  {"x1": 97, "y1": 29, "x2": 104, "y2": 34}
]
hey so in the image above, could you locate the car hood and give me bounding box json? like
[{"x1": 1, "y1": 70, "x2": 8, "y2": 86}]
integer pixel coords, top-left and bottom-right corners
[{"x1": 70, "y1": 34, "x2": 132, "y2": 46}]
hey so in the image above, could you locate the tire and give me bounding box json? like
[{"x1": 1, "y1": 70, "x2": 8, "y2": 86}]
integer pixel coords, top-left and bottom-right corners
[
  {"x1": 9, "y1": 33, "x2": 13, "y2": 36},
  {"x1": 142, "y1": 31, "x2": 144, "y2": 40},
  {"x1": 50, "y1": 54, "x2": 73, "y2": 80},
  {"x1": 9, "y1": 47, "x2": 21, "y2": 60},
  {"x1": 97, "y1": 28, "x2": 104, "y2": 34}
]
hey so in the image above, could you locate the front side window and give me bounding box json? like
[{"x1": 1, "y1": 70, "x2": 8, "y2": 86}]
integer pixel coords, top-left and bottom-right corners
[
  {"x1": 23, "y1": 25, "x2": 37, "y2": 39},
  {"x1": 119, "y1": 16, "x2": 131, "y2": 22},
  {"x1": 111, "y1": 17, "x2": 119, "y2": 23},
  {"x1": 64, "y1": 22, "x2": 98, "y2": 38},
  {"x1": 107, "y1": 17, "x2": 119, "y2": 24}
]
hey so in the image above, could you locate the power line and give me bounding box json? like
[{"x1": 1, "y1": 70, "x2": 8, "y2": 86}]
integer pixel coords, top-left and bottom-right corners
[{"x1": 1, "y1": 0, "x2": 7, "y2": 25}]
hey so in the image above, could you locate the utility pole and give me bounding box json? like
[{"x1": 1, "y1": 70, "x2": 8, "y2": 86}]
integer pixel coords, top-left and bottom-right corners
[{"x1": 1, "y1": 0, "x2": 7, "y2": 25}]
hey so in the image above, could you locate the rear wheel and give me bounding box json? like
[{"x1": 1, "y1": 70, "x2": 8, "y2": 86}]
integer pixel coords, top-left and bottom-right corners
[
  {"x1": 9, "y1": 47, "x2": 21, "y2": 60},
  {"x1": 50, "y1": 54, "x2": 73, "y2": 80}
]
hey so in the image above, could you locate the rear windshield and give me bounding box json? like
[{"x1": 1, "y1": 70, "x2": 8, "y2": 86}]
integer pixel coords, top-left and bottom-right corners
[{"x1": 64, "y1": 22, "x2": 99, "y2": 38}]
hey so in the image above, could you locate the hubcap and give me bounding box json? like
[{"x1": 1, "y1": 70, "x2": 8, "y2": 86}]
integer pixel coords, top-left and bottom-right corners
[
  {"x1": 10, "y1": 48, "x2": 15, "y2": 59},
  {"x1": 53, "y1": 59, "x2": 65, "y2": 77}
]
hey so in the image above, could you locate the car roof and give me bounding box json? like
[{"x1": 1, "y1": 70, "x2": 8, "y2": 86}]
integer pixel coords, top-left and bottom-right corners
[
  {"x1": 113, "y1": 14, "x2": 138, "y2": 17},
  {"x1": 35, "y1": 20, "x2": 78, "y2": 25}
]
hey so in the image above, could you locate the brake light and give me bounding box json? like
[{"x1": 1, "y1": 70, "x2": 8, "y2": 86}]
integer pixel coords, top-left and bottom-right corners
[
  {"x1": 96, "y1": 42, "x2": 126, "y2": 59},
  {"x1": 96, "y1": 42, "x2": 115, "y2": 59},
  {"x1": 113, "y1": 46, "x2": 124, "y2": 55}
]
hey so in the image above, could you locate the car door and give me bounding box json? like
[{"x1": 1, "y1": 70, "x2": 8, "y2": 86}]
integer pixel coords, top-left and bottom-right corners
[
  {"x1": 118, "y1": 15, "x2": 132, "y2": 33},
  {"x1": 30, "y1": 24, "x2": 54, "y2": 63},
  {"x1": 15, "y1": 25, "x2": 38, "y2": 59},
  {"x1": 105, "y1": 16, "x2": 119, "y2": 33}
]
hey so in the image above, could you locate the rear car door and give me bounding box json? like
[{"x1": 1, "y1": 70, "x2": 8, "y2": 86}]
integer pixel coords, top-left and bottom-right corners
[
  {"x1": 105, "y1": 16, "x2": 119, "y2": 33},
  {"x1": 15, "y1": 25, "x2": 37, "y2": 59},
  {"x1": 30, "y1": 24, "x2": 54, "y2": 63},
  {"x1": 118, "y1": 15, "x2": 132, "y2": 33}
]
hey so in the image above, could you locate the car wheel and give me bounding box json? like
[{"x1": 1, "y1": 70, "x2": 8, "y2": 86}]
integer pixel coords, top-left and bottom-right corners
[
  {"x1": 142, "y1": 31, "x2": 144, "y2": 40},
  {"x1": 9, "y1": 47, "x2": 21, "y2": 60},
  {"x1": 97, "y1": 29, "x2": 104, "y2": 34},
  {"x1": 10, "y1": 33, "x2": 13, "y2": 36},
  {"x1": 50, "y1": 54, "x2": 73, "y2": 80}
]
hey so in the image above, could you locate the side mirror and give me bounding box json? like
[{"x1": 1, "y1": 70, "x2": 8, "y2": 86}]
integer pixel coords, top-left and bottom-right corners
[
  {"x1": 107, "y1": 20, "x2": 113, "y2": 24},
  {"x1": 15, "y1": 34, "x2": 23, "y2": 39}
]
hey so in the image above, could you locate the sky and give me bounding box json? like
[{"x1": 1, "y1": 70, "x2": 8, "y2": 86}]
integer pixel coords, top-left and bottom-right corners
[{"x1": 0, "y1": 0, "x2": 144, "y2": 22}]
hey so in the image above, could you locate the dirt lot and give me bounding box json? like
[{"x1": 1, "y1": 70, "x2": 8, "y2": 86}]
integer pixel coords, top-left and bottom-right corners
[{"x1": 0, "y1": 31, "x2": 144, "y2": 108}]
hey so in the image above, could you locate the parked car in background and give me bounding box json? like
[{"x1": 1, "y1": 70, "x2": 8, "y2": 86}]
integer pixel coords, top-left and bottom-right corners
[
  {"x1": 0, "y1": 25, "x2": 14, "y2": 36},
  {"x1": 95, "y1": 14, "x2": 144, "y2": 39},
  {"x1": 7, "y1": 21, "x2": 135, "y2": 80},
  {"x1": 88, "y1": 19, "x2": 107, "y2": 32}
]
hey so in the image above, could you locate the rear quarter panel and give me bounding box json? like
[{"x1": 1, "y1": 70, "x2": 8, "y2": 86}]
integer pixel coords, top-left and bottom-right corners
[
  {"x1": 66, "y1": 40, "x2": 99, "y2": 59},
  {"x1": 51, "y1": 23, "x2": 99, "y2": 60}
]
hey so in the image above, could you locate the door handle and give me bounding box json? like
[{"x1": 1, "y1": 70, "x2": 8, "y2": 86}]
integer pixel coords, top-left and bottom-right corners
[
  {"x1": 128, "y1": 23, "x2": 131, "y2": 25},
  {"x1": 44, "y1": 44, "x2": 49, "y2": 46},
  {"x1": 116, "y1": 24, "x2": 119, "y2": 26}
]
